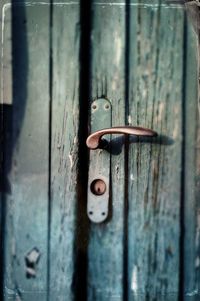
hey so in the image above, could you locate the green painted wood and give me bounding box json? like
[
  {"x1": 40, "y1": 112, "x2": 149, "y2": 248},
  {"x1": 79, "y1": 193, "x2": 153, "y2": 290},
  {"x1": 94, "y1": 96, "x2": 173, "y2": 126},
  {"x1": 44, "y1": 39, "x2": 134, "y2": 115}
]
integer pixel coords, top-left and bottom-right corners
[
  {"x1": 127, "y1": 1, "x2": 184, "y2": 300},
  {"x1": 49, "y1": 1, "x2": 80, "y2": 300},
  {"x1": 1, "y1": 2, "x2": 199, "y2": 300},
  {"x1": 88, "y1": 1, "x2": 126, "y2": 300},
  {"x1": 0, "y1": 2, "x2": 12, "y2": 297},
  {"x1": 0, "y1": 1, "x2": 12, "y2": 106},
  {"x1": 3, "y1": 3, "x2": 50, "y2": 300},
  {"x1": 183, "y1": 18, "x2": 199, "y2": 301}
]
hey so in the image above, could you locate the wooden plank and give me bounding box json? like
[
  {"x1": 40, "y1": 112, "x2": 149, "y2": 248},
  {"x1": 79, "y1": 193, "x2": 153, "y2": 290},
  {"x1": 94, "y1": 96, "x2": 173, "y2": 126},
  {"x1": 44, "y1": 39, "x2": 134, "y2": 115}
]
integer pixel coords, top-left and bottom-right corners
[
  {"x1": 88, "y1": 1, "x2": 126, "y2": 300},
  {"x1": 0, "y1": 2, "x2": 12, "y2": 298},
  {"x1": 49, "y1": 1, "x2": 80, "y2": 300},
  {"x1": 183, "y1": 16, "x2": 199, "y2": 301},
  {"x1": 0, "y1": 0, "x2": 12, "y2": 106},
  {"x1": 3, "y1": 2, "x2": 50, "y2": 300},
  {"x1": 127, "y1": 1, "x2": 184, "y2": 300},
  {"x1": 0, "y1": 0, "x2": 13, "y2": 194}
]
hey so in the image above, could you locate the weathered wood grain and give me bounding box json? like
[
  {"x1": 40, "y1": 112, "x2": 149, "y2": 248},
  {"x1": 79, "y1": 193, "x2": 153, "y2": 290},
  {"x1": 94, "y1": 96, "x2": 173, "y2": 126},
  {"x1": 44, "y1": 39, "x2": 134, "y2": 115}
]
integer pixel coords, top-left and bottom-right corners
[
  {"x1": 0, "y1": 1, "x2": 12, "y2": 105},
  {"x1": 0, "y1": 2, "x2": 10, "y2": 297},
  {"x1": 127, "y1": 1, "x2": 184, "y2": 300},
  {"x1": 1, "y1": 2, "x2": 199, "y2": 300},
  {"x1": 49, "y1": 1, "x2": 80, "y2": 300},
  {"x1": 0, "y1": 3, "x2": 12, "y2": 258},
  {"x1": 88, "y1": 1, "x2": 126, "y2": 300},
  {"x1": 3, "y1": 3, "x2": 50, "y2": 300},
  {"x1": 183, "y1": 18, "x2": 199, "y2": 301}
]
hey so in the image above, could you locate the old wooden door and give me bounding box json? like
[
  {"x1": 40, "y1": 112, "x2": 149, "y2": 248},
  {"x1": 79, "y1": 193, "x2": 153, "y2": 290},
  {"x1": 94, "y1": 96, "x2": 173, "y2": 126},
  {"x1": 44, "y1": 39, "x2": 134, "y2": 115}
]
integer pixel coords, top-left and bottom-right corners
[{"x1": 0, "y1": 0, "x2": 199, "y2": 300}]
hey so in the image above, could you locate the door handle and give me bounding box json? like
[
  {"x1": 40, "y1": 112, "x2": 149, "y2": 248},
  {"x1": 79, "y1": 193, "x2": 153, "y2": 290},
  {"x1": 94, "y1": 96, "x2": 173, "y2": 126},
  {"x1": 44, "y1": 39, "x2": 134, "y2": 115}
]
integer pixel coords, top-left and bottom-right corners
[
  {"x1": 86, "y1": 126, "x2": 157, "y2": 150},
  {"x1": 87, "y1": 98, "x2": 158, "y2": 223}
]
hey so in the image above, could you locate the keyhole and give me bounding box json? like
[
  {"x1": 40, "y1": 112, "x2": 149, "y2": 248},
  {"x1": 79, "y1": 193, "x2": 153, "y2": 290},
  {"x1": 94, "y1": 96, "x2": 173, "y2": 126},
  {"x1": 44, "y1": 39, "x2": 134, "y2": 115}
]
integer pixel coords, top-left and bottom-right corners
[{"x1": 90, "y1": 179, "x2": 106, "y2": 196}]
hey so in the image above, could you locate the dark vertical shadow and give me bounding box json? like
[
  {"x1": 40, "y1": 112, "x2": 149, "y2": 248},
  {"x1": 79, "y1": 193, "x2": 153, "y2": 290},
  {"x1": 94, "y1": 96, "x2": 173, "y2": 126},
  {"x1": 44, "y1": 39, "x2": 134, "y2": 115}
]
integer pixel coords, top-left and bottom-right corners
[
  {"x1": 0, "y1": 0, "x2": 28, "y2": 298},
  {"x1": 0, "y1": 104, "x2": 13, "y2": 300},
  {"x1": 179, "y1": 12, "x2": 187, "y2": 301},
  {"x1": 0, "y1": 101, "x2": 3, "y2": 301},
  {"x1": 72, "y1": 1, "x2": 91, "y2": 301},
  {"x1": 123, "y1": 1, "x2": 130, "y2": 300}
]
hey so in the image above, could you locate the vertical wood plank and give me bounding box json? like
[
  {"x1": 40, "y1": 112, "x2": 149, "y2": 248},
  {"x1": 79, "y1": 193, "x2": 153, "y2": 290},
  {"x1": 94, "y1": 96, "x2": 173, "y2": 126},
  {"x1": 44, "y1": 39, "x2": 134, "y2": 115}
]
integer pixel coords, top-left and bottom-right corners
[
  {"x1": 0, "y1": 2, "x2": 12, "y2": 298},
  {"x1": 183, "y1": 17, "x2": 199, "y2": 301},
  {"x1": 88, "y1": 1, "x2": 126, "y2": 300},
  {"x1": 1, "y1": 0, "x2": 12, "y2": 106},
  {"x1": 49, "y1": 1, "x2": 80, "y2": 300},
  {"x1": 0, "y1": 0, "x2": 13, "y2": 196},
  {"x1": 3, "y1": 3, "x2": 50, "y2": 300},
  {"x1": 127, "y1": 1, "x2": 184, "y2": 300}
]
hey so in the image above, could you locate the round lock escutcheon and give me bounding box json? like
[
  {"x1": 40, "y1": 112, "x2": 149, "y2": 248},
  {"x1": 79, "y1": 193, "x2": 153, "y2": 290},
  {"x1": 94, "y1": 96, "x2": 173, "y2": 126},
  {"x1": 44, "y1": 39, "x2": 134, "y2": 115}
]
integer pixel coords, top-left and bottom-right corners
[{"x1": 90, "y1": 179, "x2": 107, "y2": 196}]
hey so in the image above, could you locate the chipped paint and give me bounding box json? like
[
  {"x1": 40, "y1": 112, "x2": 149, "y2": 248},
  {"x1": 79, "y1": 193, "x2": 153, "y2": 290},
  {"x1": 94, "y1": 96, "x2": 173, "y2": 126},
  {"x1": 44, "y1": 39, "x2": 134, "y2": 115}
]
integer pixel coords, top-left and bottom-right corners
[
  {"x1": 111, "y1": 74, "x2": 119, "y2": 91},
  {"x1": 68, "y1": 135, "x2": 78, "y2": 169},
  {"x1": 25, "y1": 247, "x2": 40, "y2": 278},
  {"x1": 114, "y1": 31, "x2": 122, "y2": 66},
  {"x1": 195, "y1": 256, "x2": 200, "y2": 268},
  {"x1": 68, "y1": 154, "x2": 73, "y2": 169},
  {"x1": 157, "y1": 102, "x2": 165, "y2": 123},
  {"x1": 128, "y1": 115, "x2": 132, "y2": 125},
  {"x1": 172, "y1": 120, "x2": 179, "y2": 139},
  {"x1": 186, "y1": 289, "x2": 199, "y2": 296},
  {"x1": 131, "y1": 265, "x2": 138, "y2": 293}
]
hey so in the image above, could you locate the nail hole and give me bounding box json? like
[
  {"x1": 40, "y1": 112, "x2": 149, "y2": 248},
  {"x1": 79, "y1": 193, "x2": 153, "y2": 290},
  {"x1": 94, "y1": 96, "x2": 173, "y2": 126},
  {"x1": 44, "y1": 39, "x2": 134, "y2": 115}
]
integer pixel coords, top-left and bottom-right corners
[
  {"x1": 104, "y1": 104, "x2": 110, "y2": 110},
  {"x1": 89, "y1": 211, "x2": 93, "y2": 215},
  {"x1": 102, "y1": 212, "x2": 106, "y2": 216}
]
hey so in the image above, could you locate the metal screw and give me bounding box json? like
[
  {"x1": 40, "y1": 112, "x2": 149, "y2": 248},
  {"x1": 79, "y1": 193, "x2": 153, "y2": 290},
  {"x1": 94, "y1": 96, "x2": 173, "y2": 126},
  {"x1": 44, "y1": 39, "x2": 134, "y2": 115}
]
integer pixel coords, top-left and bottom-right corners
[
  {"x1": 92, "y1": 103, "x2": 97, "y2": 110},
  {"x1": 104, "y1": 104, "x2": 110, "y2": 110}
]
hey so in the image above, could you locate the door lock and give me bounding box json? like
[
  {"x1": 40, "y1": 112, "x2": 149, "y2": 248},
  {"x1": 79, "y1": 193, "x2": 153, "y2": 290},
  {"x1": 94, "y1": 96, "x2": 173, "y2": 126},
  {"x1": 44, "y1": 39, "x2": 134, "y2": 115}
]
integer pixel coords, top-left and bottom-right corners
[
  {"x1": 90, "y1": 179, "x2": 107, "y2": 196},
  {"x1": 87, "y1": 98, "x2": 157, "y2": 223}
]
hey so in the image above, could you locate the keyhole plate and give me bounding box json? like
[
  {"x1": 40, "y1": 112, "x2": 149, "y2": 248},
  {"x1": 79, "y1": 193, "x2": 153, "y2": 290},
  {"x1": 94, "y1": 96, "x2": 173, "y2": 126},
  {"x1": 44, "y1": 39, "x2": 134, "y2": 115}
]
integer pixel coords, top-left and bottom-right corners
[
  {"x1": 88, "y1": 176, "x2": 109, "y2": 222},
  {"x1": 87, "y1": 98, "x2": 111, "y2": 223}
]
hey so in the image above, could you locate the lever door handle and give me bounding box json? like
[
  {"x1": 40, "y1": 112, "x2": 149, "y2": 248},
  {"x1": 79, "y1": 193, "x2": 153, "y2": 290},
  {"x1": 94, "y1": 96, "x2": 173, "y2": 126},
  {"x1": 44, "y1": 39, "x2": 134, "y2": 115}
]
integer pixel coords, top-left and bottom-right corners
[
  {"x1": 87, "y1": 98, "x2": 158, "y2": 223},
  {"x1": 86, "y1": 126, "x2": 157, "y2": 150}
]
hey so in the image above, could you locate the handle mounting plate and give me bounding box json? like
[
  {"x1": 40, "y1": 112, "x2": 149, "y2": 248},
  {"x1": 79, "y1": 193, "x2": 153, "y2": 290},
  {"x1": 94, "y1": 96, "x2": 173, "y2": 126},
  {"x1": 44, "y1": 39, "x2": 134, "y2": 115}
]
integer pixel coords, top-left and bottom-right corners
[{"x1": 87, "y1": 98, "x2": 111, "y2": 223}]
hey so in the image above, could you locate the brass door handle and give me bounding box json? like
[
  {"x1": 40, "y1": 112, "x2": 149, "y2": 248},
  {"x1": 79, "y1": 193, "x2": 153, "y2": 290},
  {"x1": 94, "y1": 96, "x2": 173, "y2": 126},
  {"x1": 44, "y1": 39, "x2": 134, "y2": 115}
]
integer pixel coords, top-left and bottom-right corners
[{"x1": 86, "y1": 126, "x2": 157, "y2": 150}]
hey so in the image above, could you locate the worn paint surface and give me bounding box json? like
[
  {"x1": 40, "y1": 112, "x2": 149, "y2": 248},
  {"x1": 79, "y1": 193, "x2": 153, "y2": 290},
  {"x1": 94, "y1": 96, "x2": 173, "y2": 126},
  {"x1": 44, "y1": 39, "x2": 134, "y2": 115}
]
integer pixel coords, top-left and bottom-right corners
[
  {"x1": 0, "y1": 1, "x2": 199, "y2": 301},
  {"x1": 127, "y1": 2, "x2": 184, "y2": 300},
  {"x1": 2, "y1": 1, "x2": 50, "y2": 300},
  {"x1": 183, "y1": 17, "x2": 200, "y2": 301},
  {"x1": 49, "y1": 1, "x2": 80, "y2": 300},
  {"x1": 88, "y1": 1, "x2": 126, "y2": 300}
]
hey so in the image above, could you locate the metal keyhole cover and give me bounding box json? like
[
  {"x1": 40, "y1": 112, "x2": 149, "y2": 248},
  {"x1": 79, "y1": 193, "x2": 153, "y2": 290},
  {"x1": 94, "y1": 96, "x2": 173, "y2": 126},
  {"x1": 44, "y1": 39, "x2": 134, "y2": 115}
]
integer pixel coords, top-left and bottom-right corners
[{"x1": 90, "y1": 179, "x2": 107, "y2": 196}]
